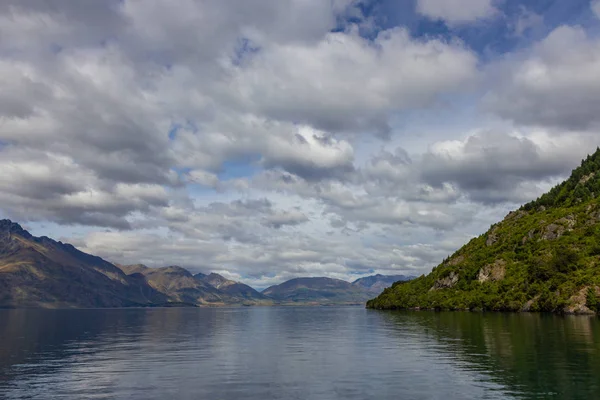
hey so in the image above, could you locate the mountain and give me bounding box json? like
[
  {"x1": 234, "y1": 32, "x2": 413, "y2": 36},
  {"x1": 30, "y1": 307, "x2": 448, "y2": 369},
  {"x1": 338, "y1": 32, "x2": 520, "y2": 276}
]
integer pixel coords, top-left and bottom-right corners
[
  {"x1": 115, "y1": 267, "x2": 272, "y2": 306},
  {"x1": 194, "y1": 273, "x2": 272, "y2": 303},
  {"x1": 352, "y1": 274, "x2": 415, "y2": 293},
  {"x1": 0, "y1": 220, "x2": 166, "y2": 308},
  {"x1": 0, "y1": 220, "x2": 271, "y2": 308},
  {"x1": 262, "y1": 277, "x2": 372, "y2": 305},
  {"x1": 367, "y1": 149, "x2": 600, "y2": 315},
  {"x1": 0, "y1": 219, "x2": 410, "y2": 308},
  {"x1": 117, "y1": 264, "x2": 227, "y2": 305}
]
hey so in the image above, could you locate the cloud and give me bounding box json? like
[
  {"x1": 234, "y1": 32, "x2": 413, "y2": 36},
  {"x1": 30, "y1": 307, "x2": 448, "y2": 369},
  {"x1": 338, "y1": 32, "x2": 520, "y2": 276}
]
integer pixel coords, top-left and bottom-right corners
[
  {"x1": 419, "y1": 130, "x2": 596, "y2": 204},
  {"x1": 485, "y1": 26, "x2": 600, "y2": 131},
  {"x1": 3, "y1": 0, "x2": 600, "y2": 286},
  {"x1": 262, "y1": 209, "x2": 309, "y2": 229},
  {"x1": 0, "y1": 147, "x2": 171, "y2": 229},
  {"x1": 72, "y1": 225, "x2": 438, "y2": 289},
  {"x1": 416, "y1": 0, "x2": 497, "y2": 25},
  {"x1": 510, "y1": 6, "x2": 544, "y2": 37},
  {"x1": 261, "y1": 126, "x2": 355, "y2": 180},
  {"x1": 226, "y1": 27, "x2": 478, "y2": 135},
  {"x1": 592, "y1": 1, "x2": 600, "y2": 19}
]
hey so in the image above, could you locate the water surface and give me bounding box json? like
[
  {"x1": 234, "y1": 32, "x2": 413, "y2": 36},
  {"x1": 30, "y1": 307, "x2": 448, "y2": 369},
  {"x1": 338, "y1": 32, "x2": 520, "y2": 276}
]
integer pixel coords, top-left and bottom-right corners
[{"x1": 0, "y1": 307, "x2": 599, "y2": 399}]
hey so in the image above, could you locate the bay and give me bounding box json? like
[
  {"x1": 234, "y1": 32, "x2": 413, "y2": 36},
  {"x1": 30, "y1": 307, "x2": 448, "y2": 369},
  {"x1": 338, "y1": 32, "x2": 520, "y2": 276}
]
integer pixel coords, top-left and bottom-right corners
[{"x1": 0, "y1": 307, "x2": 599, "y2": 399}]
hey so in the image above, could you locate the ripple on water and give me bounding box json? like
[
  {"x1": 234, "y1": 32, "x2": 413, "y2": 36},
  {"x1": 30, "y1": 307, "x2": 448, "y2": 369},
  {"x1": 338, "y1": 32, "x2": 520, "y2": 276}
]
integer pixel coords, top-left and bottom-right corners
[{"x1": 1, "y1": 308, "x2": 599, "y2": 399}]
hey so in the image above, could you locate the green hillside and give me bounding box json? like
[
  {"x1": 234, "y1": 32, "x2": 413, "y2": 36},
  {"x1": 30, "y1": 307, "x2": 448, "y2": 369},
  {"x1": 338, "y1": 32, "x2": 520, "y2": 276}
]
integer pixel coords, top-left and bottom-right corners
[{"x1": 367, "y1": 149, "x2": 600, "y2": 314}]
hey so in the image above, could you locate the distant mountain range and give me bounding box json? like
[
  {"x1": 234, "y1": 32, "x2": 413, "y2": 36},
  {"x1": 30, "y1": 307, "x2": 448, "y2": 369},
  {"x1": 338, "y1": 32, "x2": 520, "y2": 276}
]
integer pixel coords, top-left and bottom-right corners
[
  {"x1": 352, "y1": 274, "x2": 414, "y2": 293},
  {"x1": 263, "y1": 277, "x2": 369, "y2": 305},
  {"x1": 262, "y1": 275, "x2": 415, "y2": 305},
  {"x1": 0, "y1": 219, "x2": 413, "y2": 308}
]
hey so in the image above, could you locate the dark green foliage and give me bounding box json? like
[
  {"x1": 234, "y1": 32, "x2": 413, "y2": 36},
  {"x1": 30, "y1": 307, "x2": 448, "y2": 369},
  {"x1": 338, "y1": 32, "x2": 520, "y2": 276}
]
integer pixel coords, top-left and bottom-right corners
[
  {"x1": 522, "y1": 148, "x2": 600, "y2": 211},
  {"x1": 367, "y1": 149, "x2": 600, "y2": 314},
  {"x1": 586, "y1": 288, "x2": 599, "y2": 312}
]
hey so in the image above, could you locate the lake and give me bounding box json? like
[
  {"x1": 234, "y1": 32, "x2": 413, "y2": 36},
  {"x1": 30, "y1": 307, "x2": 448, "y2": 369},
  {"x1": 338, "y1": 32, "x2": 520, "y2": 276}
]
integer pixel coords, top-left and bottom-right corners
[{"x1": 0, "y1": 307, "x2": 599, "y2": 399}]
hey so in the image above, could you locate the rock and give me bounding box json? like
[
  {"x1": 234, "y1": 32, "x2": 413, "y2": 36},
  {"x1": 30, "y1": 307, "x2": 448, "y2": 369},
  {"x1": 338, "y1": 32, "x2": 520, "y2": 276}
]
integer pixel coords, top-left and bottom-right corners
[
  {"x1": 447, "y1": 254, "x2": 465, "y2": 266},
  {"x1": 564, "y1": 286, "x2": 599, "y2": 315},
  {"x1": 541, "y1": 224, "x2": 563, "y2": 240},
  {"x1": 541, "y1": 216, "x2": 575, "y2": 240},
  {"x1": 430, "y1": 271, "x2": 459, "y2": 291},
  {"x1": 579, "y1": 172, "x2": 595, "y2": 185},
  {"x1": 522, "y1": 229, "x2": 536, "y2": 244},
  {"x1": 503, "y1": 210, "x2": 527, "y2": 222},
  {"x1": 477, "y1": 260, "x2": 506, "y2": 283},
  {"x1": 521, "y1": 296, "x2": 539, "y2": 312},
  {"x1": 486, "y1": 227, "x2": 499, "y2": 247},
  {"x1": 537, "y1": 206, "x2": 546, "y2": 212},
  {"x1": 586, "y1": 207, "x2": 600, "y2": 225},
  {"x1": 557, "y1": 214, "x2": 576, "y2": 229}
]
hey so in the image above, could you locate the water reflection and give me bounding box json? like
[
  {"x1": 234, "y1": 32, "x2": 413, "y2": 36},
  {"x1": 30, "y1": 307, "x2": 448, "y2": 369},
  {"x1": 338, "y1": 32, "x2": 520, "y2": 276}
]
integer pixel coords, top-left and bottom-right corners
[
  {"x1": 379, "y1": 312, "x2": 600, "y2": 399},
  {"x1": 0, "y1": 308, "x2": 598, "y2": 399}
]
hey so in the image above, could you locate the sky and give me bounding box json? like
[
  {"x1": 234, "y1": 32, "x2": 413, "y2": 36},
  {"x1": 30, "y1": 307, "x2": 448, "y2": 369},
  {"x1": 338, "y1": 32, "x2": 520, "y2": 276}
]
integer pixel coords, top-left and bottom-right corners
[{"x1": 1, "y1": 0, "x2": 600, "y2": 289}]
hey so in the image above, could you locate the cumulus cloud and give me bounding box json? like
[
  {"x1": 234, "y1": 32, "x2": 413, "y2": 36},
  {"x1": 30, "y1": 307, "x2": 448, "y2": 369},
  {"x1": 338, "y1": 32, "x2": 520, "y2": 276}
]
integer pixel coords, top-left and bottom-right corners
[
  {"x1": 2, "y1": 0, "x2": 599, "y2": 285},
  {"x1": 72, "y1": 225, "x2": 436, "y2": 289},
  {"x1": 261, "y1": 126, "x2": 355, "y2": 180},
  {"x1": 262, "y1": 210, "x2": 309, "y2": 229},
  {"x1": 418, "y1": 130, "x2": 595, "y2": 204},
  {"x1": 227, "y1": 27, "x2": 478, "y2": 135},
  {"x1": 416, "y1": 0, "x2": 497, "y2": 25},
  {"x1": 0, "y1": 147, "x2": 171, "y2": 229},
  {"x1": 485, "y1": 26, "x2": 600, "y2": 130}
]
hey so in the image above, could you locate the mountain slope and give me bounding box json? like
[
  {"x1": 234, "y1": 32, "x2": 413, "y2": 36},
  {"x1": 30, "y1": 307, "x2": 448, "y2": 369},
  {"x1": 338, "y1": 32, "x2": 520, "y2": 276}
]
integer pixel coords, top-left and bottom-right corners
[
  {"x1": 195, "y1": 273, "x2": 272, "y2": 303},
  {"x1": 352, "y1": 274, "x2": 415, "y2": 293},
  {"x1": 118, "y1": 265, "x2": 227, "y2": 305},
  {"x1": 263, "y1": 277, "x2": 372, "y2": 304},
  {"x1": 367, "y1": 150, "x2": 600, "y2": 314},
  {"x1": 0, "y1": 220, "x2": 166, "y2": 308}
]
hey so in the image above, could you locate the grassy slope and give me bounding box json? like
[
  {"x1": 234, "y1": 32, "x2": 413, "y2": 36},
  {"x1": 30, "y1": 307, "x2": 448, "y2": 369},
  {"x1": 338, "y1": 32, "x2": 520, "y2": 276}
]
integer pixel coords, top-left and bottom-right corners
[{"x1": 367, "y1": 150, "x2": 600, "y2": 314}]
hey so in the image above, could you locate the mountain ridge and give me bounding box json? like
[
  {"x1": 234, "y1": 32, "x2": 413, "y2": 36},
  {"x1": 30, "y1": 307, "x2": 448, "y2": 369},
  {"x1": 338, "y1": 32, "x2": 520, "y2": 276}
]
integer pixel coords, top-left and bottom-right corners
[
  {"x1": 0, "y1": 220, "x2": 412, "y2": 308},
  {"x1": 352, "y1": 274, "x2": 415, "y2": 293},
  {"x1": 195, "y1": 273, "x2": 273, "y2": 303},
  {"x1": 0, "y1": 220, "x2": 167, "y2": 308},
  {"x1": 263, "y1": 277, "x2": 372, "y2": 305}
]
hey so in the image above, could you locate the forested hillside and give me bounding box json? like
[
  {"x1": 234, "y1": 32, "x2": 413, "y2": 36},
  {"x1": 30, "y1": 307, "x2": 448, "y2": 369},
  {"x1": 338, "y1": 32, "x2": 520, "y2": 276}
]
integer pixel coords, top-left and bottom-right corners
[{"x1": 368, "y1": 150, "x2": 600, "y2": 314}]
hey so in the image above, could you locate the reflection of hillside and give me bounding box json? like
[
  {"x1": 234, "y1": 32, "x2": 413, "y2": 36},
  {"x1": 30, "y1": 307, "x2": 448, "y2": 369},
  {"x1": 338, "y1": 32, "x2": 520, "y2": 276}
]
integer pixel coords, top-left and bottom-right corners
[
  {"x1": 0, "y1": 308, "x2": 249, "y2": 394},
  {"x1": 0, "y1": 309, "x2": 150, "y2": 386},
  {"x1": 380, "y1": 311, "x2": 600, "y2": 399}
]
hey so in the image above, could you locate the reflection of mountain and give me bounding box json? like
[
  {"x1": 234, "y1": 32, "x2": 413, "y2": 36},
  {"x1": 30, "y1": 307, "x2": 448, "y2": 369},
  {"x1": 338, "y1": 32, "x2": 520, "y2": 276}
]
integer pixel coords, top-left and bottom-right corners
[
  {"x1": 2, "y1": 308, "x2": 599, "y2": 398},
  {"x1": 0, "y1": 309, "x2": 128, "y2": 386},
  {"x1": 379, "y1": 311, "x2": 600, "y2": 398},
  {"x1": 0, "y1": 308, "x2": 225, "y2": 391}
]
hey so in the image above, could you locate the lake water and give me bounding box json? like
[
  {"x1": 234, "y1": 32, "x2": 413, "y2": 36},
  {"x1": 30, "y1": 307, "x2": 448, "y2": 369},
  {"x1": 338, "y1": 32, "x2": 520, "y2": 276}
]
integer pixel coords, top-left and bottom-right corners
[{"x1": 0, "y1": 307, "x2": 599, "y2": 399}]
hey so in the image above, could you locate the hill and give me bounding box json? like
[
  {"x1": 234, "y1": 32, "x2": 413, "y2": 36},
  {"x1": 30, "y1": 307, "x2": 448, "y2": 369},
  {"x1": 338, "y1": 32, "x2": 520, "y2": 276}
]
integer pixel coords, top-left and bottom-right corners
[
  {"x1": 0, "y1": 219, "x2": 410, "y2": 308},
  {"x1": 0, "y1": 220, "x2": 166, "y2": 308},
  {"x1": 367, "y1": 149, "x2": 600, "y2": 314},
  {"x1": 352, "y1": 274, "x2": 414, "y2": 293},
  {"x1": 262, "y1": 277, "x2": 372, "y2": 305},
  {"x1": 117, "y1": 264, "x2": 226, "y2": 305},
  {"x1": 194, "y1": 273, "x2": 273, "y2": 304}
]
